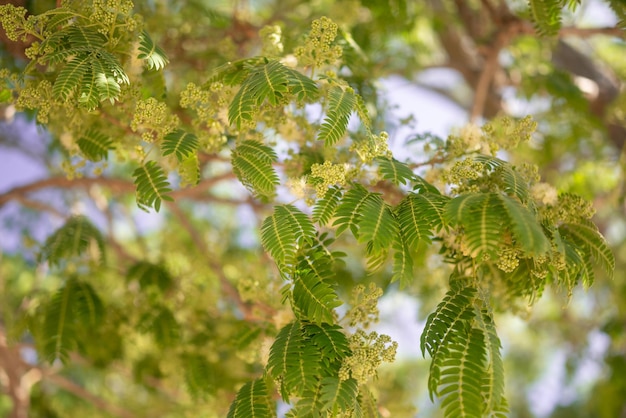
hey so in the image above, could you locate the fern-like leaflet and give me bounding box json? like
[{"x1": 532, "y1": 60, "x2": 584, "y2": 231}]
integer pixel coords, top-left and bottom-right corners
[
  {"x1": 358, "y1": 193, "x2": 398, "y2": 253},
  {"x1": 232, "y1": 140, "x2": 279, "y2": 200},
  {"x1": 475, "y1": 155, "x2": 531, "y2": 202},
  {"x1": 313, "y1": 186, "x2": 342, "y2": 226},
  {"x1": 498, "y1": 194, "x2": 550, "y2": 256},
  {"x1": 126, "y1": 261, "x2": 174, "y2": 292},
  {"x1": 376, "y1": 157, "x2": 416, "y2": 185},
  {"x1": 227, "y1": 378, "x2": 275, "y2": 418},
  {"x1": 317, "y1": 86, "x2": 356, "y2": 146},
  {"x1": 261, "y1": 204, "x2": 315, "y2": 269},
  {"x1": 77, "y1": 129, "x2": 114, "y2": 161},
  {"x1": 559, "y1": 219, "x2": 615, "y2": 286},
  {"x1": 227, "y1": 59, "x2": 318, "y2": 128},
  {"x1": 161, "y1": 129, "x2": 199, "y2": 161},
  {"x1": 42, "y1": 278, "x2": 104, "y2": 364},
  {"x1": 138, "y1": 30, "x2": 169, "y2": 71},
  {"x1": 133, "y1": 161, "x2": 174, "y2": 212},
  {"x1": 319, "y1": 376, "x2": 359, "y2": 412},
  {"x1": 528, "y1": 0, "x2": 562, "y2": 36},
  {"x1": 445, "y1": 193, "x2": 504, "y2": 259},
  {"x1": 39, "y1": 215, "x2": 105, "y2": 266},
  {"x1": 292, "y1": 267, "x2": 341, "y2": 323},
  {"x1": 268, "y1": 320, "x2": 321, "y2": 399}
]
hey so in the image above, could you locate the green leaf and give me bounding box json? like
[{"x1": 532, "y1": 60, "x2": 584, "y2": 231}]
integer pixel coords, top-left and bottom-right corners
[
  {"x1": 313, "y1": 186, "x2": 342, "y2": 226},
  {"x1": 391, "y1": 232, "x2": 414, "y2": 288},
  {"x1": 438, "y1": 327, "x2": 487, "y2": 418},
  {"x1": 475, "y1": 155, "x2": 530, "y2": 202},
  {"x1": 126, "y1": 261, "x2": 174, "y2": 292},
  {"x1": 333, "y1": 184, "x2": 372, "y2": 237},
  {"x1": 42, "y1": 280, "x2": 76, "y2": 364},
  {"x1": 268, "y1": 321, "x2": 320, "y2": 399},
  {"x1": 39, "y1": 215, "x2": 105, "y2": 266},
  {"x1": 133, "y1": 161, "x2": 174, "y2": 212},
  {"x1": 227, "y1": 378, "x2": 275, "y2": 418},
  {"x1": 421, "y1": 285, "x2": 476, "y2": 358},
  {"x1": 72, "y1": 280, "x2": 105, "y2": 329},
  {"x1": 292, "y1": 268, "x2": 341, "y2": 323},
  {"x1": 161, "y1": 129, "x2": 199, "y2": 161},
  {"x1": 77, "y1": 68, "x2": 100, "y2": 110},
  {"x1": 138, "y1": 305, "x2": 180, "y2": 348},
  {"x1": 261, "y1": 204, "x2": 315, "y2": 269},
  {"x1": 317, "y1": 86, "x2": 356, "y2": 146},
  {"x1": 445, "y1": 193, "x2": 503, "y2": 260},
  {"x1": 284, "y1": 66, "x2": 319, "y2": 102},
  {"x1": 303, "y1": 322, "x2": 350, "y2": 369},
  {"x1": 138, "y1": 30, "x2": 169, "y2": 71},
  {"x1": 52, "y1": 54, "x2": 91, "y2": 102},
  {"x1": 261, "y1": 208, "x2": 297, "y2": 268},
  {"x1": 77, "y1": 129, "x2": 114, "y2": 161},
  {"x1": 473, "y1": 303, "x2": 506, "y2": 415},
  {"x1": 67, "y1": 26, "x2": 107, "y2": 49},
  {"x1": 560, "y1": 219, "x2": 615, "y2": 279},
  {"x1": 182, "y1": 354, "x2": 213, "y2": 399},
  {"x1": 232, "y1": 140, "x2": 279, "y2": 199},
  {"x1": 376, "y1": 157, "x2": 416, "y2": 185},
  {"x1": 95, "y1": 72, "x2": 121, "y2": 104},
  {"x1": 358, "y1": 193, "x2": 398, "y2": 253},
  {"x1": 397, "y1": 193, "x2": 436, "y2": 250},
  {"x1": 319, "y1": 377, "x2": 358, "y2": 412},
  {"x1": 498, "y1": 194, "x2": 550, "y2": 256},
  {"x1": 246, "y1": 59, "x2": 290, "y2": 106},
  {"x1": 528, "y1": 0, "x2": 562, "y2": 36}
]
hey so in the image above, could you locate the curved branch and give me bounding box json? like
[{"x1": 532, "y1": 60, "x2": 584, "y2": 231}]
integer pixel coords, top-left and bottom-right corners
[{"x1": 0, "y1": 173, "x2": 237, "y2": 209}]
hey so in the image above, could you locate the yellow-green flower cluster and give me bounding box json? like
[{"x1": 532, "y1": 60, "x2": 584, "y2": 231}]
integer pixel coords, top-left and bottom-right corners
[
  {"x1": 16, "y1": 81, "x2": 53, "y2": 124},
  {"x1": 482, "y1": 115, "x2": 537, "y2": 151},
  {"x1": 295, "y1": 17, "x2": 343, "y2": 68},
  {"x1": 352, "y1": 131, "x2": 392, "y2": 163},
  {"x1": 496, "y1": 247, "x2": 520, "y2": 273},
  {"x1": 310, "y1": 160, "x2": 346, "y2": 198},
  {"x1": 131, "y1": 98, "x2": 179, "y2": 143},
  {"x1": 338, "y1": 330, "x2": 397, "y2": 385},
  {"x1": 260, "y1": 25, "x2": 283, "y2": 57},
  {"x1": 346, "y1": 283, "x2": 383, "y2": 328},
  {"x1": 443, "y1": 158, "x2": 484, "y2": 193},
  {"x1": 0, "y1": 5, "x2": 28, "y2": 42},
  {"x1": 180, "y1": 82, "x2": 231, "y2": 152},
  {"x1": 90, "y1": 0, "x2": 134, "y2": 33},
  {"x1": 540, "y1": 193, "x2": 595, "y2": 225}
]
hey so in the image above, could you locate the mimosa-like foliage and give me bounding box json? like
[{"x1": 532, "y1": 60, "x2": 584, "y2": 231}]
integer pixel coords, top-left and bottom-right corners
[{"x1": 0, "y1": 1, "x2": 619, "y2": 417}]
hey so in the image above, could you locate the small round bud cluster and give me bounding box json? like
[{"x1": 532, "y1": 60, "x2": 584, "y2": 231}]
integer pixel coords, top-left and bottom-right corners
[
  {"x1": 540, "y1": 193, "x2": 595, "y2": 225},
  {"x1": 352, "y1": 131, "x2": 392, "y2": 163},
  {"x1": 16, "y1": 81, "x2": 53, "y2": 124},
  {"x1": 443, "y1": 158, "x2": 484, "y2": 193},
  {"x1": 482, "y1": 115, "x2": 537, "y2": 150},
  {"x1": 518, "y1": 162, "x2": 541, "y2": 185},
  {"x1": 260, "y1": 25, "x2": 284, "y2": 57},
  {"x1": 0, "y1": 5, "x2": 28, "y2": 41},
  {"x1": 131, "y1": 98, "x2": 179, "y2": 143},
  {"x1": 90, "y1": 0, "x2": 134, "y2": 33},
  {"x1": 180, "y1": 82, "x2": 231, "y2": 152},
  {"x1": 346, "y1": 283, "x2": 383, "y2": 328},
  {"x1": 496, "y1": 247, "x2": 520, "y2": 273},
  {"x1": 338, "y1": 330, "x2": 398, "y2": 385},
  {"x1": 295, "y1": 17, "x2": 343, "y2": 68},
  {"x1": 310, "y1": 161, "x2": 347, "y2": 198}
]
